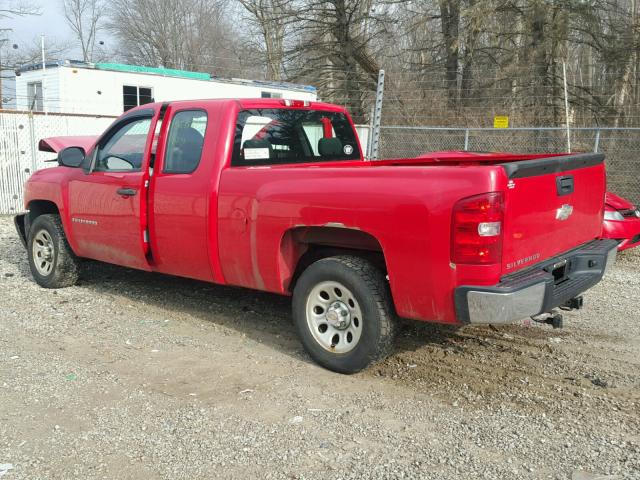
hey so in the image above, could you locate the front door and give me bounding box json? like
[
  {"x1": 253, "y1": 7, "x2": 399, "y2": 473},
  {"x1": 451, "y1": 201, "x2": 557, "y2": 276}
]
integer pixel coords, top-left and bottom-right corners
[{"x1": 68, "y1": 111, "x2": 156, "y2": 270}]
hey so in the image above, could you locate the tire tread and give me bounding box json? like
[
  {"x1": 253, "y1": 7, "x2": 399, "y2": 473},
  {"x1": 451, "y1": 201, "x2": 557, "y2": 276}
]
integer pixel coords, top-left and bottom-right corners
[
  {"x1": 329, "y1": 255, "x2": 396, "y2": 362},
  {"x1": 28, "y1": 214, "x2": 79, "y2": 288},
  {"x1": 292, "y1": 254, "x2": 396, "y2": 373}
]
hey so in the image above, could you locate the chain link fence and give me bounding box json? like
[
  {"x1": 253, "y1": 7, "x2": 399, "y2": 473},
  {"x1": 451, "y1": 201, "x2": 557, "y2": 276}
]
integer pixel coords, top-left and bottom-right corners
[
  {"x1": 378, "y1": 126, "x2": 640, "y2": 205},
  {"x1": 1, "y1": 111, "x2": 639, "y2": 213},
  {"x1": 0, "y1": 111, "x2": 116, "y2": 214}
]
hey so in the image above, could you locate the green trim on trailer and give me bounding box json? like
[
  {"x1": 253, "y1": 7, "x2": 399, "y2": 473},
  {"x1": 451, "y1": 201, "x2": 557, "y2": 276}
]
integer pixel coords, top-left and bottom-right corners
[{"x1": 95, "y1": 63, "x2": 211, "y2": 81}]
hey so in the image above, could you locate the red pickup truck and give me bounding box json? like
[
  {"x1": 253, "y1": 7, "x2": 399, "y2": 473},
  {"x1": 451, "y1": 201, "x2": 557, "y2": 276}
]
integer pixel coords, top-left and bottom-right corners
[{"x1": 15, "y1": 98, "x2": 618, "y2": 373}]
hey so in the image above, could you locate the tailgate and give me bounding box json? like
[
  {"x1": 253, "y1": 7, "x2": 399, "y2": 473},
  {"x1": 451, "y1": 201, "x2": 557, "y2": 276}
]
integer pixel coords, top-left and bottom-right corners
[{"x1": 501, "y1": 153, "x2": 605, "y2": 274}]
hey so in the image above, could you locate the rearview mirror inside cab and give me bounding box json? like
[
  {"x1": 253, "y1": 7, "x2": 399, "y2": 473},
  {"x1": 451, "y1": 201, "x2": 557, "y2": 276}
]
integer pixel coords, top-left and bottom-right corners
[{"x1": 58, "y1": 147, "x2": 85, "y2": 168}]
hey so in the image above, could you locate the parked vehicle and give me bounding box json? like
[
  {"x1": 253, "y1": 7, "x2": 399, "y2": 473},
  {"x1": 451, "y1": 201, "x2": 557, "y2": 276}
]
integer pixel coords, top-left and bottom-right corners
[
  {"x1": 602, "y1": 192, "x2": 640, "y2": 251},
  {"x1": 14, "y1": 99, "x2": 618, "y2": 373}
]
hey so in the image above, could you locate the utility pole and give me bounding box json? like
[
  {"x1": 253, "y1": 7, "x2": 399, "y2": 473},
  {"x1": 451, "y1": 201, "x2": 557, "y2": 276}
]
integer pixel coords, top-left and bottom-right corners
[
  {"x1": 0, "y1": 32, "x2": 9, "y2": 110},
  {"x1": 41, "y1": 34, "x2": 47, "y2": 114},
  {"x1": 0, "y1": 40, "x2": 3, "y2": 110}
]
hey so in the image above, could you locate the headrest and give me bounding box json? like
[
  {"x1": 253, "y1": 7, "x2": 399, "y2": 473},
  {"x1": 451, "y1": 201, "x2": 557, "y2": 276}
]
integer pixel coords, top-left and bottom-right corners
[
  {"x1": 176, "y1": 127, "x2": 203, "y2": 145},
  {"x1": 318, "y1": 137, "x2": 343, "y2": 157}
]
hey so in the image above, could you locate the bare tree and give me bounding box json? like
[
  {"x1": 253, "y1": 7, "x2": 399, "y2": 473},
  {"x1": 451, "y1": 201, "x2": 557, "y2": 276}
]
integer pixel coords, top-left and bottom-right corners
[
  {"x1": 61, "y1": 0, "x2": 104, "y2": 62},
  {"x1": 1, "y1": 1, "x2": 41, "y2": 108},
  {"x1": 285, "y1": 0, "x2": 390, "y2": 122},
  {"x1": 101, "y1": 0, "x2": 640, "y2": 128},
  {"x1": 237, "y1": 0, "x2": 291, "y2": 80},
  {"x1": 107, "y1": 0, "x2": 240, "y2": 76},
  {"x1": 438, "y1": 0, "x2": 460, "y2": 108},
  {"x1": 0, "y1": 0, "x2": 39, "y2": 19},
  {"x1": 8, "y1": 36, "x2": 72, "y2": 66}
]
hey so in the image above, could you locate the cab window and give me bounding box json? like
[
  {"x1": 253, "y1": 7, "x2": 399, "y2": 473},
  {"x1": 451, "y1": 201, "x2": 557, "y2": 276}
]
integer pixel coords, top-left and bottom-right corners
[
  {"x1": 163, "y1": 110, "x2": 207, "y2": 174},
  {"x1": 95, "y1": 117, "x2": 152, "y2": 172},
  {"x1": 232, "y1": 109, "x2": 360, "y2": 166}
]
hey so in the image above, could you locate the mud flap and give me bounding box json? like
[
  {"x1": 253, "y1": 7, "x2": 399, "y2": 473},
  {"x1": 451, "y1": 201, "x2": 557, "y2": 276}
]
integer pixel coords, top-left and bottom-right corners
[{"x1": 14, "y1": 214, "x2": 27, "y2": 249}]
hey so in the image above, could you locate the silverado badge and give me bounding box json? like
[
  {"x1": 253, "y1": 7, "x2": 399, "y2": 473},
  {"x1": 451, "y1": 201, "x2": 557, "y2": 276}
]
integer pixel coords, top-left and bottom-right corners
[{"x1": 556, "y1": 204, "x2": 574, "y2": 221}]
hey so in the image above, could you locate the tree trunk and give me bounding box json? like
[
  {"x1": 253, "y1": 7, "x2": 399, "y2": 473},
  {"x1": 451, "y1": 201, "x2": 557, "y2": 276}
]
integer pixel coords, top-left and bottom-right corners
[
  {"x1": 333, "y1": 0, "x2": 366, "y2": 122},
  {"x1": 439, "y1": 0, "x2": 460, "y2": 109}
]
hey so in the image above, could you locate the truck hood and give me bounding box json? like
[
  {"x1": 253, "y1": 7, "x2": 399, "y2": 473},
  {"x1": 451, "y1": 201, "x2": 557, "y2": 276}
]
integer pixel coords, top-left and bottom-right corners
[
  {"x1": 605, "y1": 191, "x2": 635, "y2": 210},
  {"x1": 39, "y1": 136, "x2": 98, "y2": 153}
]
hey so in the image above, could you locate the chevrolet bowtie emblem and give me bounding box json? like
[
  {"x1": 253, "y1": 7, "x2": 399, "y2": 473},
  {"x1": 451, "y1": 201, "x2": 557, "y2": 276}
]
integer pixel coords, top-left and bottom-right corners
[{"x1": 556, "y1": 204, "x2": 574, "y2": 221}]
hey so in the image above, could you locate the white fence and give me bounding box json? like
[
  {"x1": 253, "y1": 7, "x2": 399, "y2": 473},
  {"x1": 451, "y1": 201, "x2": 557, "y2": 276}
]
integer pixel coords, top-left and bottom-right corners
[
  {"x1": 2, "y1": 111, "x2": 638, "y2": 214},
  {"x1": 0, "y1": 112, "x2": 372, "y2": 215},
  {"x1": 0, "y1": 111, "x2": 116, "y2": 214}
]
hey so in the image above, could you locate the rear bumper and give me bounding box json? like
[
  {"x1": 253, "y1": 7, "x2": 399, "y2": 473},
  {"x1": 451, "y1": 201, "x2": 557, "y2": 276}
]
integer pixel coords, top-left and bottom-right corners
[{"x1": 455, "y1": 239, "x2": 618, "y2": 324}]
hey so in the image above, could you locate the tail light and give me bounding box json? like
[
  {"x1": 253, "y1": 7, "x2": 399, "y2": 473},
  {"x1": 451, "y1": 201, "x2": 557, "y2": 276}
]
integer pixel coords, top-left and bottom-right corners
[{"x1": 451, "y1": 192, "x2": 504, "y2": 264}]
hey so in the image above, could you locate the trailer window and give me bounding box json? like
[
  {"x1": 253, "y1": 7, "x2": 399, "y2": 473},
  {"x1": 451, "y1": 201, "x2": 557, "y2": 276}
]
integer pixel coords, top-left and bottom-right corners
[
  {"x1": 123, "y1": 85, "x2": 154, "y2": 111},
  {"x1": 27, "y1": 82, "x2": 43, "y2": 111},
  {"x1": 232, "y1": 109, "x2": 360, "y2": 166}
]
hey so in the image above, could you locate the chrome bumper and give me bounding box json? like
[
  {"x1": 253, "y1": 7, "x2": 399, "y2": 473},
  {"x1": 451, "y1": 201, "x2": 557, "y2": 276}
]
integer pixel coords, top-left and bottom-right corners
[
  {"x1": 455, "y1": 239, "x2": 618, "y2": 325},
  {"x1": 466, "y1": 283, "x2": 546, "y2": 325}
]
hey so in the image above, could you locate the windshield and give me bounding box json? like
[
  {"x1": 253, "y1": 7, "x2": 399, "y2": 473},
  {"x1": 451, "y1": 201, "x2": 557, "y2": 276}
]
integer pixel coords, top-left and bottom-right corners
[{"x1": 231, "y1": 108, "x2": 360, "y2": 166}]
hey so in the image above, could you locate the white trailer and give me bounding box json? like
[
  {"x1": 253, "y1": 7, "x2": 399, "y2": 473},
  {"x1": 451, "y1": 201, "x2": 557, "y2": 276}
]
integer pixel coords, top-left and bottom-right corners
[{"x1": 15, "y1": 60, "x2": 317, "y2": 116}]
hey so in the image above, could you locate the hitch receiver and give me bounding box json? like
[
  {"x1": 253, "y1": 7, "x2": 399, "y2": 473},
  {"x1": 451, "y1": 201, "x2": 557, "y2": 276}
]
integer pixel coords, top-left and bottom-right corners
[
  {"x1": 532, "y1": 311, "x2": 564, "y2": 329},
  {"x1": 561, "y1": 296, "x2": 584, "y2": 311}
]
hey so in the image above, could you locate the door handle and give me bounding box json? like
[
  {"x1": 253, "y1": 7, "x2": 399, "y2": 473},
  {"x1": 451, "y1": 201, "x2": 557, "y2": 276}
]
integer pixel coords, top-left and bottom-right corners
[{"x1": 116, "y1": 187, "x2": 137, "y2": 197}]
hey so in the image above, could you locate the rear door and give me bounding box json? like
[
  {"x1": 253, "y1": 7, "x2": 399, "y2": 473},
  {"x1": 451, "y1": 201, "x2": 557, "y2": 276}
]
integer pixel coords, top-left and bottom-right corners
[
  {"x1": 148, "y1": 106, "x2": 215, "y2": 281},
  {"x1": 502, "y1": 154, "x2": 606, "y2": 274},
  {"x1": 67, "y1": 108, "x2": 158, "y2": 270}
]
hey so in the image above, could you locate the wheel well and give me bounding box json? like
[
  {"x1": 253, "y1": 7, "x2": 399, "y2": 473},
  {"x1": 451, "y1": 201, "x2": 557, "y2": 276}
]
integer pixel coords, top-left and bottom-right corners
[
  {"x1": 281, "y1": 226, "x2": 387, "y2": 292},
  {"x1": 26, "y1": 200, "x2": 60, "y2": 233}
]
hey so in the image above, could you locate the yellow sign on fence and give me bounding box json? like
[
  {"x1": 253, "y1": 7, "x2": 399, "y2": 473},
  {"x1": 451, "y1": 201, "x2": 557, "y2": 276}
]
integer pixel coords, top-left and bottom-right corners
[{"x1": 493, "y1": 116, "x2": 509, "y2": 128}]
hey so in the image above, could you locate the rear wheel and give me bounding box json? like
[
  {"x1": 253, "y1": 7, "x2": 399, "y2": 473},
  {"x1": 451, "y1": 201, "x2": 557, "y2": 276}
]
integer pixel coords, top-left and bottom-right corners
[
  {"x1": 27, "y1": 214, "x2": 79, "y2": 288},
  {"x1": 292, "y1": 255, "x2": 396, "y2": 373}
]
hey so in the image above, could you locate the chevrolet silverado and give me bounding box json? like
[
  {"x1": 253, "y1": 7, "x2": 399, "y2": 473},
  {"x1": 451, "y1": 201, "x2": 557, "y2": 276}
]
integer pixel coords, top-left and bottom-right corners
[{"x1": 15, "y1": 99, "x2": 618, "y2": 373}]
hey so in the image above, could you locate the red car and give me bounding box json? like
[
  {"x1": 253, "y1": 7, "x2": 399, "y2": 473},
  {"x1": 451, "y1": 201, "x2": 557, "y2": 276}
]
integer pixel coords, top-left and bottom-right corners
[
  {"x1": 14, "y1": 99, "x2": 617, "y2": 373},
  {"x1": 603, "y1": 192, "x2": 640, "y2": 251}
]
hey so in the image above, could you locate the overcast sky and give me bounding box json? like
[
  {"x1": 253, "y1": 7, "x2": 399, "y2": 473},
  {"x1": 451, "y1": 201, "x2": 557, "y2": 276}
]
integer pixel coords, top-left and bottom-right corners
[{"x1": 2, "y1": 1, "x2": 83, "y2": 59}]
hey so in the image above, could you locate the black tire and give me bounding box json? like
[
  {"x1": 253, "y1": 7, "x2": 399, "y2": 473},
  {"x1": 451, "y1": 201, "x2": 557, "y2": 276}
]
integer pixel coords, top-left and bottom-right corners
[
  {"x1": 27, "y1": 214, "x2": 80, "y2": 288},
  {"x1": 292, "y1": 255, "x2": 396, "y2": 374}
]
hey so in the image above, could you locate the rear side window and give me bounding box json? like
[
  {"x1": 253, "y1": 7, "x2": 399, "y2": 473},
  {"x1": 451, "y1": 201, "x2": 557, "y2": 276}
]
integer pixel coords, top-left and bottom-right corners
[
  {"x1": 231, "y1": 109, "x2": 360, "y2": 166},
  {"x1": 163, "y1": 110, "x2": 207, "y2": 174}
]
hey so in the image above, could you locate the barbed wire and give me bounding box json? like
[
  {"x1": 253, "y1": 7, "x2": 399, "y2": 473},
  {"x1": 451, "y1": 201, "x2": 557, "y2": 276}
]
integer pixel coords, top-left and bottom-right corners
[{"x1": 4, "y1": 55, "x2": 640, "y2": 127}]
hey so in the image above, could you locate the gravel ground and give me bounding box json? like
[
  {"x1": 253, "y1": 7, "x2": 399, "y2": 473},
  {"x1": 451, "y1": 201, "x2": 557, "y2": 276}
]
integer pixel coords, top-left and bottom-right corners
[{"x1": 0, "y1": 215, "x2": 638, "y2": 480}]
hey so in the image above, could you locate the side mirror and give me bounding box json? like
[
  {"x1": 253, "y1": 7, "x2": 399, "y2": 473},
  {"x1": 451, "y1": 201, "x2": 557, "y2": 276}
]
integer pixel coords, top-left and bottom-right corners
[{"x1": 58, "y1": 147, "x2": 85, "y2": 168}]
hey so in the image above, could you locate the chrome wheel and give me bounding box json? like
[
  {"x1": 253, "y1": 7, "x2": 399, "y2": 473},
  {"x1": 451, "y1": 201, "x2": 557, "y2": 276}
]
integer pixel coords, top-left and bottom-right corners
[
  {"x1": 306, "y1": 281, "x2": 363, "y2": 353},
  {"x1": 32, "y1": 230, "x2": 55, "y2": 276}
]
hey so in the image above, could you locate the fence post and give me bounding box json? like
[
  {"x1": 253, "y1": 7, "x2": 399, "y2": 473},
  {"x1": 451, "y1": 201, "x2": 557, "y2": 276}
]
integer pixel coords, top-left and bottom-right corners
[
  {"x1": 28, "y1": 112, "x2": 38, "y2": 173},
  {"x1": 464, "y1": 129, "x2": 470, "y2": 151},
  {"x1": 366, "y1": 105, "x2": 375, "y2": 159},
  {"x1": 562, "y1": 61, "x2": 571, "y2": 152},
  {"x1": 594, "y1": 129, "x2": 601, "y2": 153},
  {"x1": 370, "y1": 69, "x2": 385, "y2": 160}
]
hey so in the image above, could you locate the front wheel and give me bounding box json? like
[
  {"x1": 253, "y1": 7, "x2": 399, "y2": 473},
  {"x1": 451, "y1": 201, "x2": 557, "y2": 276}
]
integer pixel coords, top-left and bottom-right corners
[
  {"x1": 292, "y1": 255, "x2": 396, "y2": 374},
  {"x1": 27, "y1": 214, "x2": 80, "y2": 288}
]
